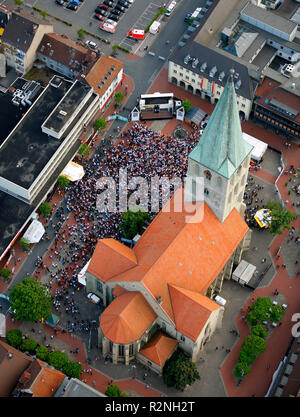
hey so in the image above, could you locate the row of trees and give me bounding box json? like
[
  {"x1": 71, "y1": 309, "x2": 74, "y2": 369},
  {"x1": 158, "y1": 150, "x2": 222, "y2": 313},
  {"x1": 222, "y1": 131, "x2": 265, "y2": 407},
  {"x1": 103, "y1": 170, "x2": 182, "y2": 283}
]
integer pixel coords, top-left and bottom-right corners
[
  {"x1": 6, "y1": 329, "x2": 82, "y2": 379},
  {"x1": 234, "y1": 297, "x2": 286, "y2": 378}
]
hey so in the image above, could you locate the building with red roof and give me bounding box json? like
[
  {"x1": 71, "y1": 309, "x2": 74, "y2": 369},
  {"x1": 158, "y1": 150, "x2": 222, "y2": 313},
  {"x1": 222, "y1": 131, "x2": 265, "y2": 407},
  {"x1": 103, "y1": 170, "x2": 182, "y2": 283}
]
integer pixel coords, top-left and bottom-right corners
[{"x1": 86, "y1": 70, "x2": 252, "y2": 366}]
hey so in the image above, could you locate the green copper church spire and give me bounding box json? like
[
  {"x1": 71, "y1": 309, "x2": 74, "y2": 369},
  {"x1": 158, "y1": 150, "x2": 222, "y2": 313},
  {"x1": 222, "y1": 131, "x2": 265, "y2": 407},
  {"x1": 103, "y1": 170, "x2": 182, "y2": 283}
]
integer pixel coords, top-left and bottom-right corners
[{"x1": 188, "y1": 69, "x2": 253, "y2": 179}]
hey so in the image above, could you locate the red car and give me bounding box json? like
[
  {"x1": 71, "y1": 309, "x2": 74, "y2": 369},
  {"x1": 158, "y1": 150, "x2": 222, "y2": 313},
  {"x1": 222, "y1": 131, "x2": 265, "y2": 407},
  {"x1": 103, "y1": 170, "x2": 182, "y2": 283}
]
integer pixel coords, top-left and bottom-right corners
[
  {"x1": 97, "y1": 3, "x2": 109, "y2": 9},
  {"x1": 94, "y1": 13, "x2": 105, "y2": 20}
]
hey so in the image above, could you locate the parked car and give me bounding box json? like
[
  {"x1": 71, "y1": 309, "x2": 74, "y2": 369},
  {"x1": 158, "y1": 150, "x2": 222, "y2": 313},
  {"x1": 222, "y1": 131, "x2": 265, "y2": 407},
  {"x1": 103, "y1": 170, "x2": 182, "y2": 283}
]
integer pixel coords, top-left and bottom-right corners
[
  {"x1": 85, "y1": 40, "x2": 97, "y2": 49},
  {"x1": 108, "y1": 13, "x2": 119, "y2": 21},
  {"x1": 97, "y1": 3, "x2": 109, "y2": 10},
  {"x1": 56, "y1": 0, "x2": 64, "y2": 5},
  {"x1": 110, "y1": 8, "x2": 121, "y2": 15},
  {"x1": 115, "y1": 4, "x2": 125, "y2": 12},
  {"x1": 94, "y1": 13, "x2": 105, "y2": 20},
  {"x1": 103, "y1": 0, "x2": 114, "y2": 6},
  {"x1": 66, "y1": 2, "x2": 78, "y2": 10},
  {"x1": 87, "y1": 293, "x2": 101, "y2": 304},
  {"x1": 99, "y1": 19, "x2": 117, "y2": 33},
  {"x1": 118, "y1": 0, "x2": 129, "y2": 7},
  {"x1": 95, "y1": 7, "x2": 108, "y2": 15}
]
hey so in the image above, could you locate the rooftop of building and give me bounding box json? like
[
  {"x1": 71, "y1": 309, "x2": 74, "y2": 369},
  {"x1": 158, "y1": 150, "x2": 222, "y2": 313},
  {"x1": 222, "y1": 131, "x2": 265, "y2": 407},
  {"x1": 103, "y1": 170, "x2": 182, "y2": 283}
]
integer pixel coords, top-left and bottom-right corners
[
  {"x1": 0, "y1": 339, "x2": 33, "y2": 397},
  {"x1": 1, "y1": 10, "x2": 52, "y2": 52},
  {"x1": 43, "y1": 80, "x2": 92, "y2": 134},
  {"x1": 0, "y1": 76, "x2": 94, "y2": 190},
  {"x1": 83, "y1": 55, "x2": 123, "y2": 97},
  {"x1": 169, "y1": 41, "x2": 253, "y2": 100},
  {"x1": 38, "y1": 33, "x2": 98, "y2": 75},
  {"x1": 138, "y1": 331, "x2": 178, "y2": 367},
  {"x1": 55, "y1": 377, "x2": 105, "y2": 397}
]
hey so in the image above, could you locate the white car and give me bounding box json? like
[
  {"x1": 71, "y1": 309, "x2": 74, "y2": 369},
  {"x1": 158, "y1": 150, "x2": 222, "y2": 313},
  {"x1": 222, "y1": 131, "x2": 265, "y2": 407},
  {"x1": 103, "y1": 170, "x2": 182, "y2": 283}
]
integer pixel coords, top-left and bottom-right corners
[
  {"x1": 87, "y1": 292, "x2": 101, "y2": 304},
  {"x1": 85, "y1": 40, "x2": 97, "y2": 49}
]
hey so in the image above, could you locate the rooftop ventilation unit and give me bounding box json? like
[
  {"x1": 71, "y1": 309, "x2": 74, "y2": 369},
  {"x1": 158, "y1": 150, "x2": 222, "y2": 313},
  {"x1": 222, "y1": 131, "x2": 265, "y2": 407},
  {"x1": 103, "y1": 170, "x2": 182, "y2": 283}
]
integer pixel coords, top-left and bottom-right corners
[
  {"x1": 209, "y1": 65, "x2": 217, "y2": 77},
  {"x1": 200, "y1": 62, "x2": 207, "y2": 72},
  {"x1": 192, "y1": 57, "x2": 199, "y2": 69},
  {"x1": 235, "y1": 80, "x2": 242, "y2": 90},
  {"x1": 184, "y1": 54, "x2": 191, "y2": 65},
  {"x1": 218, "y1": 71, "x2": 225, "y2": 81},
  {"x1": 157, "y1": 296, "x2": 162, "y2": 304},
  {"x1": 59, "y1": 110, "x2": 67, "y2": 116}
]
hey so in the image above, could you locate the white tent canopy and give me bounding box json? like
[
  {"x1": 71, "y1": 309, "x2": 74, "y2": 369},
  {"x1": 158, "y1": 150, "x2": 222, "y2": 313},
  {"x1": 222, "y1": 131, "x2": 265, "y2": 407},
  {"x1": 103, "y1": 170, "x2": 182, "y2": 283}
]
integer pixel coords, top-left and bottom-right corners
[
  {"x1": 243, "y1": 132, "x2": 268, "y2": 161},
  {"x1": 23, "y1": 219, "x2": 45, "y2": 243},
  {"x1": 77, "y1": 259, "x2": 91, "y2": 286},
  {"x1": 61, "y1": 161, "x2": 85, "y2": 182}
]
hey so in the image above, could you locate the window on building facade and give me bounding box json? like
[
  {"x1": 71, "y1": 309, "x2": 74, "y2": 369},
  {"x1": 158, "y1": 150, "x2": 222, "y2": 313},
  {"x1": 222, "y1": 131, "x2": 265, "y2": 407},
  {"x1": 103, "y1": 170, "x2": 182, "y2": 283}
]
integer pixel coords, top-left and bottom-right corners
[
  {"x1": 173, "y1": 70, "x2": 177, "y2": 74},
  {"x1": 204, "y1": 170, "x2": 212, "y2": 180},
  {"x1": 129, "y1": 344, "x2": 134, "y2": 356},
  {"x1": 185, "y1": 76, "x2": 189, "y2": 80},
  {"x1": 180, "y1": 335, "x2": 185, "y2": 342},
  {"x1": 118, "y1": 345, "x2": 125, "y2": 356},
  {"x1": 97, "y1": 281, "x2": 103, "y2": 293},
  {"x1": 192, "y1": 79, "x2": 195, "y2": 83}
]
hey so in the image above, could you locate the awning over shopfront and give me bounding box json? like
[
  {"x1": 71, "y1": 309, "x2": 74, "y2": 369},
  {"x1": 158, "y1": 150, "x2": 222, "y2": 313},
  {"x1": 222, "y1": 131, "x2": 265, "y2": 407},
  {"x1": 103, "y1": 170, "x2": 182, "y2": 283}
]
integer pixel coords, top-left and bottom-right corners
[
  {"x1": 61, "y1": 161, "x2": 85, "y2": 182},
  {"x1": 22, "y1": 219, "x2": 45, "y2": 243}
]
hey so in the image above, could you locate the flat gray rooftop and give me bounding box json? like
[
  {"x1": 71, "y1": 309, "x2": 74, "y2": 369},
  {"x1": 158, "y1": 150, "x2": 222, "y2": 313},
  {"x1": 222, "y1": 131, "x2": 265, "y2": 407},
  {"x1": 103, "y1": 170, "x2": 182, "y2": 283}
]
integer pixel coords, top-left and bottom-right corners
[
  {"x1": 43, "y1": 80, "x2": 92, "y2": 134},
  {"x1": 0, "y1": 77, "x2": 74, "y2": 189}
]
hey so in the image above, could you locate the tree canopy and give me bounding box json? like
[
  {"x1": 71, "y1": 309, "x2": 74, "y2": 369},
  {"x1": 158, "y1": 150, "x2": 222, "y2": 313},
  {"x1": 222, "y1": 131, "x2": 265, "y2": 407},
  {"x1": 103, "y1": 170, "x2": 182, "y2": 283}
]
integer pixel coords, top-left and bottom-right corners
[
  {"x1": 247, "y1": 296, "x2": 273, "y2": 325},
  {"x1": 234, "y1": 362, "x2": 251, "y2": 378},
  {"x1": 39, "y1": 202, "x2": 52, "y2": 216},
  {"x1": 21, "y1": 338, "x2": 37, "y2": 352},
  {"x1": 182, "y1": 100, "x2": 192, "y2": 114},
  {"x1": 94, "y1": 118, "x2": 107, "y2": 131},
  {"x1": 63, "y1": 361, "x2": 82, "y2": 379},
  {"x1": 265, "y1": 200, "x2": 296, "y2": 235},
  {"x1": 1, "y1": 267, "x2": 12, "y2": 280},
  {"x1": 57, "y1": 175, "x2": 70, "y2": 190},
  {"x1": 105, "y1": 384, "x2": 123, "y2": 397},
  {"x1": 48, "y1": 351, "x2": 69, "y2": 371},
  {"x1": 119, "y1": 208, "x2": 150, "y2": 240},
  {"x1": 36, "y1": 345, "x2": 50, "y2": 362},
  {"x1": 241, "y1": 334, "x2": 266, "y2": 359},
  {"x1": 9, "y1": 277, "x2": 53, "y2": 322},
  {"x1": 250, "y1": 324, "x2": 268, "y2": 339},
  {"x1": 163, "y1": 351, "x2": 200, "y2": 391},
  {"x1": 6, "y1": 329, "x2": 23, "y2": 348},
  {"x1": 115, "y1": 92, "x2": 124, "y2": 103},
  {"x1": 78, "y1": 143, "x2": 90, "y2": 157}
]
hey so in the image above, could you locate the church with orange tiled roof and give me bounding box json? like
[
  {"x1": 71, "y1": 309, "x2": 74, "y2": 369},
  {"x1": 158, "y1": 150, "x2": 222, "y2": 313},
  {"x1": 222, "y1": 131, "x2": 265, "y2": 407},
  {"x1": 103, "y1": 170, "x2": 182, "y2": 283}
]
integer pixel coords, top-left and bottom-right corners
[{"x1": 85, "y1": 69, "x2": 253, "y2": 371}]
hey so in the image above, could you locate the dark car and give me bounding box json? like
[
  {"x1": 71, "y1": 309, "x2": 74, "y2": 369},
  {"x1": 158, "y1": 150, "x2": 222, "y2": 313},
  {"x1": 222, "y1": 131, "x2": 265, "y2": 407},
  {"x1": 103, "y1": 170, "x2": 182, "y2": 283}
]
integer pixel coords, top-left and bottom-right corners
[
  {"x1": 66, "y1": 2, "x2": 78, "y2": 10},
  {"x1": 103, "y1": 0, "x2": 114, "y2": 6},
  {"x1": 108, "y1": 13, "x2": 119, "y2": 21},
  {"x1": 56, "y1": 0, "x2": 64, "y2": 5},
  {"x1": 110, "y1": 8, "x2": 121, "y2": 15},
  {"x1": 97, "y1": 3, "x2": 109, "y2": 9},
  {"x1": 94, "y1": 13, "x2": 105, "y2": 20},
  {"x1": 118, "y1": 0, "x2": 129, "y2": 7},
  {"x1": 115, "y1": 4, "x2": 125, "y2": 12},
  {"x1": 95, "y1": 7, "x2": 108, "y2": 15}
]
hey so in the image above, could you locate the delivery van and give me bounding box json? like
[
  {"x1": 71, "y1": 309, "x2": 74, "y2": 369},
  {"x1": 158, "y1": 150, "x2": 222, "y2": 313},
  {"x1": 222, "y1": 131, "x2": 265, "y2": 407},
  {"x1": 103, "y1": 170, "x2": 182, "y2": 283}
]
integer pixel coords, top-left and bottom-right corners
[
  {"x1": 149, "y1": 21, "x2": 160, "y2": 34},
  {"x1": 127, "y1": 29, "x2": 145, "y2": 40}
]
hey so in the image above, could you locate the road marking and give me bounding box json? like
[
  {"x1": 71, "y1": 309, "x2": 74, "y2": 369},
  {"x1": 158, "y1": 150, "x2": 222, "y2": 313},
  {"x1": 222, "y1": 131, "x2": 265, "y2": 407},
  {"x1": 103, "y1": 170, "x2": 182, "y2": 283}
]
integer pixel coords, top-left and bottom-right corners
[{"x1": 148, "y1": 68, "x2": 160, "y2": 84}]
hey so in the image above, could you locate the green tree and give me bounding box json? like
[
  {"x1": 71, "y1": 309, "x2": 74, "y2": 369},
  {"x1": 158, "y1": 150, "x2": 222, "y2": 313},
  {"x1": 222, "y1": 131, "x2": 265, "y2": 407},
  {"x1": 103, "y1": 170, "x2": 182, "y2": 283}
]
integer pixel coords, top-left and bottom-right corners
[
  {"x1": 105, "y1": 384, "x2": 122, "y2": 397},
  {"x1": 265, "y1": 200, "x2": 297, "y2": 235},
  {"x1": 6, "y1": 329, "x2": 23, "y2": 348},
  {"x1": 119, "y1": 208, "x2": 150, "y2": 240},
  {"x1": 247, "y1": 297, "x2": 272, "y2": 325},
  {"x1": 14, "y1": 0, "x2": 23, "y2": 5},
  {"x1": 182, "y1": 99, "x2": 192, "y2": 114},
  {"x1": 40, "y1": 10, "x2": 47, "y2": 19},
  {"x1": 94, "y1": 118, "x2": 107, "y2": 131},
  {"x1": 57, "y1": 175, "x2": 70, "y2": 190},
  {"x1": 1, "y1": 267, "x2": 12, "y2": 281},
  {"x1": 250, "y1": 324, "x2": 268, "y2": 339},
  {"x1": 9, "y1": 277, "x2": 53, "y2": 322},
  {"x1": 21, "y1": 338, "x2": 37, "y2": 352},
  {"x1": 77, "y1": 28, "x2": 85, "y2": 39},
  {"x1": 36, "y1": 345, "x2": 50, "y2": 362},
  {"x1": 19, "y1": 237, "x2": 30, "y2": 250},
  {"x1": 63, "y1": 361, "x2": 82, "y2": 378},
  {"x1": 238, "y1": 349, "x2": 255, "y2": 366},
  {"x1": 78, "y1": 143, "x2": 90, "y2": 158},
  {"x1": 115, "y1": 91, "x2": 124, "y2": 103},
  {"x1": 39, "y1": 202, "x2": 52, "y2": 216},
  {"x1": 163, "y1": 351, "x2": 200, "y2": 391},
  {"x1": 269, "y1": 304, "x2": 285, "y2": 323},
  {"x1": 234, "y1": 362, "x2": 251, "y2": 378},
  {"x1": 48, "y1": 351, "x2": 69, "y2": 371},
  {"x1": 242, "y1": 335, "x2": 266, "y2": 359}
]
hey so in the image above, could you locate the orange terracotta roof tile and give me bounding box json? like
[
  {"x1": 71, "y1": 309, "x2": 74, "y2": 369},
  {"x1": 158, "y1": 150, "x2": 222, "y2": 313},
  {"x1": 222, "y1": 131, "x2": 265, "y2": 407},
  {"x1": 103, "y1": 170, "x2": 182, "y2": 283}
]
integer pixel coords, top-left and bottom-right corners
[
  {"x1": 138, "y1": 331, "x2": 178, "y2": 367},
  {"x1": 87, "y1": 238, "x2": 137, "y2": 282},
  {"x1": 112, "y1": 284, "x2": 128, "y2": 297},
  {"x1": 85, "y1": 55, "x2": 123, "y2": 98},
  {"x1": 100, "y1": 292, "x2": 156, "y2": 344},
  {"x1": 18, "y1": 359, "x2": 65, "y2": 397},
  {"x1": 169, "y1": 285, "x2": 221, "y2": 341}
]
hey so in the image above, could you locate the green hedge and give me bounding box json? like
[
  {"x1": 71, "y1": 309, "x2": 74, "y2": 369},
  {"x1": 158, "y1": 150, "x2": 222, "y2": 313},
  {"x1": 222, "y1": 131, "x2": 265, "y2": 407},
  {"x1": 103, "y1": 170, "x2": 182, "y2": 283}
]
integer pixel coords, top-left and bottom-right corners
[
  {"x1": 145, "y1": 8, "x2": 166, "y2": 32},
  {"x1": 112, "y1": 45, "x2": 130, "y2": 53}
]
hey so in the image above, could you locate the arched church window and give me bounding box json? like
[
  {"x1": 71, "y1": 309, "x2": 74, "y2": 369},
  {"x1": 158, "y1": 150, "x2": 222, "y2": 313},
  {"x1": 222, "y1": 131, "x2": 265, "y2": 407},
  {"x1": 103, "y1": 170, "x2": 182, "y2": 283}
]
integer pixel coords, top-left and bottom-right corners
[
  {"x1": 204, "y1": 188, "x2": 209, "y2": 195},
  {"x1": 217, "y1": 176, "x2": 222, "y2": 188},
  {"x1": 204, "y1": 170, "x2": 212, "y2": 180},
  {"x1": 196, "y1": 164, "x2": 200, "y2": 176},
  {"x1": 234, "y1": 184, "x2": 238, "y2": 195}
]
